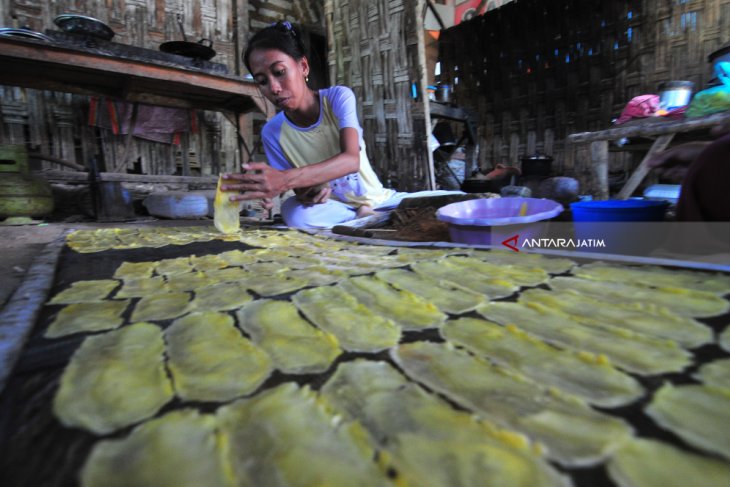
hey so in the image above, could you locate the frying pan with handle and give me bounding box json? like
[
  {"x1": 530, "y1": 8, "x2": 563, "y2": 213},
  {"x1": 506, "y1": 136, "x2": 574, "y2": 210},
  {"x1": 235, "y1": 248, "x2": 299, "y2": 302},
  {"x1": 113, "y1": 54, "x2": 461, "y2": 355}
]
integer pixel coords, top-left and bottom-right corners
[{"x1": 160, "y1": 13, "x2": 216, "y2": 61}]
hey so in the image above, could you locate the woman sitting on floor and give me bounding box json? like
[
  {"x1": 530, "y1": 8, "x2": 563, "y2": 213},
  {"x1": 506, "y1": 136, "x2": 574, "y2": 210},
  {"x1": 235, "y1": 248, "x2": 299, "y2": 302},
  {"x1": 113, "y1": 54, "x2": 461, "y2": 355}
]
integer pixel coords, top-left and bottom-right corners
[{"x1": 220, "y1": 21, "x2": 453, "y2": 229}]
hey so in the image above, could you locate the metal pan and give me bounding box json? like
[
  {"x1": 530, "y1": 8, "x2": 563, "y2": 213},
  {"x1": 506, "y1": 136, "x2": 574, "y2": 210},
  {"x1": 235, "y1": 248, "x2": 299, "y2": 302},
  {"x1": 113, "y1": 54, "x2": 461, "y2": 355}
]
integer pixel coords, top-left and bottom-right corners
[
  {"x1": 159, "y1": 39, "x2": 216, "y2": 60},
  {"x1": 0, "y1": 28, "x2": 53, "y2": 42},
  {"x1": 53, "y1": 14, "x2": 115, "y2": 41}
]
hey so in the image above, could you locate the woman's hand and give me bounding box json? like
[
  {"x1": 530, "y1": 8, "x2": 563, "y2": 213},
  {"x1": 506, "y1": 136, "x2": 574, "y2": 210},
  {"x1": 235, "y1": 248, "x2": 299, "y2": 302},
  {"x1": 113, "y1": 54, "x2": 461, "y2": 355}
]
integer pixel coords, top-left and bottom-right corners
[
  {"x1": 295, "y1": 184, "x2": 331, "y2": 205},
  {"x1": 220, "y1": 162, "x2": 289, "y2": 201}
]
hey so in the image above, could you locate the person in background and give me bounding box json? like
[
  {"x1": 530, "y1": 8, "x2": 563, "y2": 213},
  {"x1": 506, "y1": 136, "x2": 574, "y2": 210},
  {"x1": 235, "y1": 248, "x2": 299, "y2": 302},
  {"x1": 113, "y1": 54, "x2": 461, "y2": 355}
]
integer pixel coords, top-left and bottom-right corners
[
  {"x1": 646, "y1": 120, "x2": 730, "y2": 221},
  {"x1": 220, "y1": 21, "x2": 455, "y2": 229}
]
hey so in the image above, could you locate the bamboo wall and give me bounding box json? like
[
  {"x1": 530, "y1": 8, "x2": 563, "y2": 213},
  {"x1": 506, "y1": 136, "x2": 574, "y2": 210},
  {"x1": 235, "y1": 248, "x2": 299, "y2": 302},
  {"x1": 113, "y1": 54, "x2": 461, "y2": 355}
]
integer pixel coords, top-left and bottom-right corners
[
  {"x1": 438, "y1": 0, "x2": 730, "y2": 195},
  {"x1": 325, "y1": 0, "x2": 433, "y2": 192}
]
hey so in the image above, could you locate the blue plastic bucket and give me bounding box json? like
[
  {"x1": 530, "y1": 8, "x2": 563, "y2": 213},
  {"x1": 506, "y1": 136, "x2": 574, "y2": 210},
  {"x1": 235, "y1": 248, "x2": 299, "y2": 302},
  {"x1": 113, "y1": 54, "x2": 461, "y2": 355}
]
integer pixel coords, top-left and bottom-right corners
[{"x1": 570, "y1": 199, "x2": 669, "y2": 222}]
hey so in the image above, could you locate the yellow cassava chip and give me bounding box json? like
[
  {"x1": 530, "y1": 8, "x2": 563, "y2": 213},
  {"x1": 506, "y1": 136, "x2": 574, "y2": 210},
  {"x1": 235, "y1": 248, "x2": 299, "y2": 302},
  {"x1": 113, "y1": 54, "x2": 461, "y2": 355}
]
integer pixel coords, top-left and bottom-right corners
[
  {"x1": 48, "y1": 280, "x2": 120, "y2": 304},
  {"x1": 338, "y1": 275, "x2": 447, "y2": 330},
  {"x1": 189, "y1": 282, "x2": 253, "y2": 312},
  {"x1": 607, "y1": 437, "x2": 730, "y2": 487},
  {"x1": 155, "y1": 256, "x2": 193, "y2": 276},
  {"x1": 574, "y1": 262, "x2": 730, "y2": 295},
  {"x1": 80, "y1": 409, "x2": 233, "y2": 487},
  {"x1": 549, "y1": 276, "x2": 730, "y2": 318},
  {"x1": 130, "y1": 292, "x2": 191, "y2": 322},
  {"x1": 321, "y1": 360, "x2": 570, "y2": 487},
  {"x1": 115, "y1": 276, "x2": 167, "y2": 298},
  {"x1": 376, "y1": 268, "x2": 487, "y2": 315},
  {"x1": 292, "y1": 285, "x2": 401, "y2": 353},
  {"x1": 53, "y1": 322, "x2": 174, "y2": 434},
  {"x1": 236, "y1": 300, "x2": 341, "y2": 374},
  {"x1": 719, "y1": 326, "x2": 730, "y2": 352},
  {"x1": 477, "y1": 301, "x2": 691, "y2": 376},
  {"x1": 45, "y1": 300, "x2": 130, "y2": 338},
  {"x1": 694, "y1": 359, "x2": 730, "y2": 390},
  {"x1": 190, "y1": 254, "x2": 229, "y2": 272},
  {"x1": 392, "y1": 341, "x2": 633, "y2": 467},
  {"x1": 217, "y1": 383, "x2": 390, "y2": 486},
  {"x1": 214, "y1": 175, "x2": 243, "y2": 234},
  {"x1": 165, "y1": 271, "x2": 217, "y2": 292},
  {"x1": 518, "y1": 288, "x2": 713, "y2": 349},
  {"x1": 113, "y1": 261, "x2": 156, "y2": 280},
  {"x1": 442, "y1": 317, "x2": 643, "y2": 407},
  {"x1": 645, "y1": 383, "x2": 730, "y2": 461},
  {"x1": 165, "y1": 312, "x2": 272, "y2": 402},
  {"x1": 412, "y1": 259, "x2": 519, "y2": 299}
]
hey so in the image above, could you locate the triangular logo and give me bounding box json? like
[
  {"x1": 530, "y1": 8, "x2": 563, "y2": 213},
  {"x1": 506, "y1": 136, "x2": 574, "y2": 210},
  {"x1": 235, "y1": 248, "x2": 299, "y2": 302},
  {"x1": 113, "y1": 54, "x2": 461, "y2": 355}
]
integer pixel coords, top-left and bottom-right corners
[{"x1": 502, "y1": 234, "x2": 520, "y2": 252}]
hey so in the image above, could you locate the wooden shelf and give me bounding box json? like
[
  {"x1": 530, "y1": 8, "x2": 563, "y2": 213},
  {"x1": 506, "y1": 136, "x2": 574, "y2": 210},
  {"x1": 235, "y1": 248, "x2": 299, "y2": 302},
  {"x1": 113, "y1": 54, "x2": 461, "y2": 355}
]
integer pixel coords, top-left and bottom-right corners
[{"x1": 0, "y1": 36, "x2": 272, "y2": 116}]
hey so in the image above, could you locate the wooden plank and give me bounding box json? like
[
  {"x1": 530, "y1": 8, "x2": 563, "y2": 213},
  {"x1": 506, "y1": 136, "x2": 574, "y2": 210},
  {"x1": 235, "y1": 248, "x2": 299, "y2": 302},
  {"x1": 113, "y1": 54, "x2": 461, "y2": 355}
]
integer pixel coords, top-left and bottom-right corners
[
  {"x1": 37, "y1": 170, "x2": 217, "y2": 184},
  {"x1": 568, "y1": 112, "x2": 730, "y2": 143},
  {"x1": 0, "y1": 232, "x2": 66, "y2": 394},
  {"x1": 616, "y1": 134, "x2": 674, "y2": 200}
]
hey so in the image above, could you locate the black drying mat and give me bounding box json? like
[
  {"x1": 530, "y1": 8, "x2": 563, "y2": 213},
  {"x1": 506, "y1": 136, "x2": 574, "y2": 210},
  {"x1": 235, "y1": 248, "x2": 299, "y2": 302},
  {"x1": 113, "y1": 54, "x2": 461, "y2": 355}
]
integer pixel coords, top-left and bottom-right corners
[{"x1": 1, "y1": 233, "x2": 729, "y2": 487}]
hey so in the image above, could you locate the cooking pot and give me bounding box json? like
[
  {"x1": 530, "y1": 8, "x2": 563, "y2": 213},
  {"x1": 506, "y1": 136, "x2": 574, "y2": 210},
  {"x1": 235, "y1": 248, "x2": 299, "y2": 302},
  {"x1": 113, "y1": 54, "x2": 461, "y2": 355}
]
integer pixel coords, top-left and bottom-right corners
[
  {"x1": 658, "y1": 81, "x2": 694, "y2": 110},
  {"x1": 460, "y1": 178, "x2": 503, "y2": 194},
  {"x1": 435, "y1": 84, "x2": 451, "y2": 103},
  {"x1": 520, "y1": 154, "x2": 553, "y2": 178},
  {"x1": 159, "y1": 38, "x2": 216, "y2": 60}
]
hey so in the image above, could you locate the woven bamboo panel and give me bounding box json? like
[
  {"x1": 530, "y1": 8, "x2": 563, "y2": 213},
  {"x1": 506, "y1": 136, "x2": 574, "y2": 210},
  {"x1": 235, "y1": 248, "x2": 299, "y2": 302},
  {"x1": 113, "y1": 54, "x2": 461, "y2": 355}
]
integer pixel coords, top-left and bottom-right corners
[
  {"x1": 326, "y1": 0, "x2": 431, "y2": 192},
  {"x1": 439, "y1": 0, "x2": 729, "y2": 195}
]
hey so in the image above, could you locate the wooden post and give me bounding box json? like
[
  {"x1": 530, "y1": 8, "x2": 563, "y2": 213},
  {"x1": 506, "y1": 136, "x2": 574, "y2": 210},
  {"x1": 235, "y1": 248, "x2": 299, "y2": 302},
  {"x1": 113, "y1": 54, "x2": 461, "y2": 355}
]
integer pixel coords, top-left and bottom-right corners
[
  {"x1": 590, "y1": 140, "x2": 609, "y2": 200},
  {"x1": 416, "y1": 0, "x2": 436, "y2": 190}
]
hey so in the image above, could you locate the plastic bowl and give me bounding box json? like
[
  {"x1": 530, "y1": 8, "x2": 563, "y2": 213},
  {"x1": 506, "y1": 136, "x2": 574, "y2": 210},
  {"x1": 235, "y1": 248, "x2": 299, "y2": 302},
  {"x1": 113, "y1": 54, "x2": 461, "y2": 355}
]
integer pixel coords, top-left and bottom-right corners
[
  {"x1": 436, "y1": 197, "x2": 563, "y2": 245},
  {"x1": 570, "y1": 199, "x2": 669, "y2": 222}
]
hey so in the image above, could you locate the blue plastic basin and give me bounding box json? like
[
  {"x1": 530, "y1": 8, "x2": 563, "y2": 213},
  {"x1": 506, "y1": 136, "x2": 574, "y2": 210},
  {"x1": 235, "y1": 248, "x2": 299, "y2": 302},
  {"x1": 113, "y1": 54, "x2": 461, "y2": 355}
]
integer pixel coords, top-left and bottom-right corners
[
  {"x1": 570, "y1": 199, "x2": 670, "y2": 255},
  {"x1": 570, "y1": 199, "x2": 669, "y2": 222}
]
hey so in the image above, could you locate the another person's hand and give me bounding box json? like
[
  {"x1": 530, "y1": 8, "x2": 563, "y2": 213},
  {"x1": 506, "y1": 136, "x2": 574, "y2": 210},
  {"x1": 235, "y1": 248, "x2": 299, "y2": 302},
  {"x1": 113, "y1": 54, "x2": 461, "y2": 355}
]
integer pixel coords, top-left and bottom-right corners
[
  {"x1": 295, "y1": 183, "x2": 331, "y2": 205},
  {"x1": 645, "y1": 141, "x2": 710, "y2": 183},
  {"x1": 220, "y1": 162, "x2": 289, "y2": 201}
]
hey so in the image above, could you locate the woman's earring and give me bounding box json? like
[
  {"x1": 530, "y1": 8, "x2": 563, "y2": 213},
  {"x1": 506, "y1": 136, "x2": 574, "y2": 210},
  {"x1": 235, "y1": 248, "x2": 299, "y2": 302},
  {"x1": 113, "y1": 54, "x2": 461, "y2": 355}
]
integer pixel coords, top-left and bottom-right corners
[{"x1": 305, "y1": 75, "x2": 310, "y2": 83}]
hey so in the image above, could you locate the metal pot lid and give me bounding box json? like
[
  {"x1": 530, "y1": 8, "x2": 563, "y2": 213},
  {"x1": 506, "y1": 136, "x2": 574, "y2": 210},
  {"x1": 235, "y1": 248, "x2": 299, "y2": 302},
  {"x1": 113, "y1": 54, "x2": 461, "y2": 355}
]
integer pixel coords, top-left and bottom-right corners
[
  {"x1": 0, "y1": 28, "x2": 53, "y2": 42},
  {"x1": 53, "y1": 14, "x2": 115, "y2": 40}
]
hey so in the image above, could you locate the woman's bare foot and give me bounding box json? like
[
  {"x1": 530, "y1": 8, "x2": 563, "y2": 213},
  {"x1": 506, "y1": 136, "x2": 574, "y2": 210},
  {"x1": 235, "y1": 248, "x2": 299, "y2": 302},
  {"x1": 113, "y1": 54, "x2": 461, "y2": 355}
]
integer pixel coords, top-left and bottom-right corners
[{"x1": 356, "y1": 205, "x2": 375, "y2": 218}]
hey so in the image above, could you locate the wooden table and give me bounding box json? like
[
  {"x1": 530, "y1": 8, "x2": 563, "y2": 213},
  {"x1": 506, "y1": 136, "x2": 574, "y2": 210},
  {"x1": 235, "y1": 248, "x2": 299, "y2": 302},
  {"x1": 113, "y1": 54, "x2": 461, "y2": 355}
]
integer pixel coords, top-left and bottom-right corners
[{"x1": 567, "y1": 111, "x2": 730, "y2": 199}]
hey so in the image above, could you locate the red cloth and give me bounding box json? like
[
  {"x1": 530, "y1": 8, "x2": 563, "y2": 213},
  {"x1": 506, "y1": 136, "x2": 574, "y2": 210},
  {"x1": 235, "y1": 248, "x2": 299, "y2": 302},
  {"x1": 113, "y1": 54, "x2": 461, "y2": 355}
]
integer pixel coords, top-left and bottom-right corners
[
  {"x1": 615, "y1": 95, "x2": 660, "y2": 124},
  {"x1": 88, "y1": 97, "x2": 196, "y2": 144}
]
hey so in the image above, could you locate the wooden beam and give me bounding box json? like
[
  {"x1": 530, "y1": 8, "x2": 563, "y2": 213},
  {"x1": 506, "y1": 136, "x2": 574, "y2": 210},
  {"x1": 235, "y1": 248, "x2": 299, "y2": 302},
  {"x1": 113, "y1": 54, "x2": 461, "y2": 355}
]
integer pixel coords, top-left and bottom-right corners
[{"x1": 37, "y1": 170, "x2": 217, "y2": 184}]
